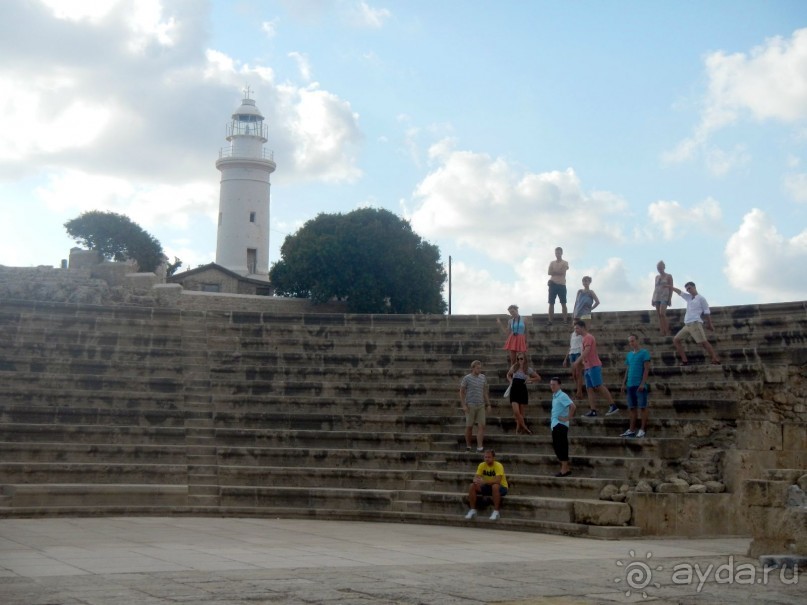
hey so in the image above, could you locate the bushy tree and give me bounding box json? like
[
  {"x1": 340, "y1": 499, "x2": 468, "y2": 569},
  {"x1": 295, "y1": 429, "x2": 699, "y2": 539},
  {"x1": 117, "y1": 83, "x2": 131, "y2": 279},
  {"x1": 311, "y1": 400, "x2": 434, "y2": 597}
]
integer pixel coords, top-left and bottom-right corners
[
  {"x1": 64, "y1": 211, "x2": 165, "y2": 272},
  {"x1": 270, "y1": 208, "x2": 447, "y2": 314}
]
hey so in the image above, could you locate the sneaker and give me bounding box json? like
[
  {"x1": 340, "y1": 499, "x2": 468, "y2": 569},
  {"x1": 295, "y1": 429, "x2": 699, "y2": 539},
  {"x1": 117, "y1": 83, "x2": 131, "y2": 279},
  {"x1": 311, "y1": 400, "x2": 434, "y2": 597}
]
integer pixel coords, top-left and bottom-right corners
[
  {"x1": 464, "y1": 509, "x2": 477, "y2": 520},
  {"x1": 636, "y1": 429, "x2": 646, "y2": 438},
  {"x1": 489, "y1": 510, "x2": 500, "y2": 521},
  {"x1": 583, "y1": 410, "x2": 597, "y2": 417},
  {"x1": 606, "y1": 404, "x2": 619, "y2": 416},
  {"x1": 620, "y1": 429, "x2": 636, "y2": 437},
  {"x1": 476, "y1": 446, "x2": 484, "y2": 452}
]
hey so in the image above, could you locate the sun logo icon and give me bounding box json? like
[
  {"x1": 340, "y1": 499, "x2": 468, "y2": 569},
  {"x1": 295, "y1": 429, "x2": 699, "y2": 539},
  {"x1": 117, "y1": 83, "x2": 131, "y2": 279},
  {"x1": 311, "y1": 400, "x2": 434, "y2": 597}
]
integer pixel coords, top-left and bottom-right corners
[{"x1": 614, "y1": 549, "x2": 663, "y2": 599}]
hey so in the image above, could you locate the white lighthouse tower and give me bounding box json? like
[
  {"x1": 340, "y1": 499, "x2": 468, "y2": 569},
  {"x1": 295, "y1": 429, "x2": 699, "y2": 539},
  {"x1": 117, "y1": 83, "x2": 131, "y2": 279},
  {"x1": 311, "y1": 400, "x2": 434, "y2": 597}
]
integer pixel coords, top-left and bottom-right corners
[{"x1": 215, "y1": 87, "x2": 276, "y2": 277}]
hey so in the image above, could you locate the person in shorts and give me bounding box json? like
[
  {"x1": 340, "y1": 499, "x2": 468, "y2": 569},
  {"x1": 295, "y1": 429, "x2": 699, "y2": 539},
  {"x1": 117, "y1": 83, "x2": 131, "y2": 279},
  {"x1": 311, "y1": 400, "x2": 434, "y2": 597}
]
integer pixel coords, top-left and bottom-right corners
[
  {"x1": 464, "y1": 449, "x2": 508, "y2": 521},
  {"x1": 672, "y1": 282, "x2": 720, "y2": 365},
  {"x1": 572, "y1": 320, "x2": 617, "y2": 417},
  {"x1": 460, "y1": 360, "x2": 491, "y2": 452},
  {"x1": 547, "y1": 247, "x2": 569, "y2": 324},
  {"x1": 620, "y1": 334, "x2": 650, "y2": 438}
]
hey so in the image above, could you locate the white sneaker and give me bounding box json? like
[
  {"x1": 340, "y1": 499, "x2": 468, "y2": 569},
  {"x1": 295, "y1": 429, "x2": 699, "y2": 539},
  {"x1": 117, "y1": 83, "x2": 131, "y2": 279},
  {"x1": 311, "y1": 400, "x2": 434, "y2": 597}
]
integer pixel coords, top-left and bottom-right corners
[
  {"x1": 476, "y1": 446, "x2": 484, "y2": 452},
  {"x1": 464, "y1": 509, "x2": 477, "y2": 520},
  {"x1": 620, "y1": 429, "x2": 636, "y2": 437},
  {"x1": 489, "y1": 510, "x2": 500, "y2": 521},
  {"x1": 636, "y1": 429, "x2": 646, "y2": 438}
]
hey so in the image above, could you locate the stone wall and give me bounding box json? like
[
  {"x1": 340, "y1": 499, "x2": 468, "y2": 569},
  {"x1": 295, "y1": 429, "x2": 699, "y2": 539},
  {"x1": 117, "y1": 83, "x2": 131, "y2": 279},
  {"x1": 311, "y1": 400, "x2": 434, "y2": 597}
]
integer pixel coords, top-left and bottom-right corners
[{"x1": 0, "y1": 258, "x2": 346, "y2": 316}]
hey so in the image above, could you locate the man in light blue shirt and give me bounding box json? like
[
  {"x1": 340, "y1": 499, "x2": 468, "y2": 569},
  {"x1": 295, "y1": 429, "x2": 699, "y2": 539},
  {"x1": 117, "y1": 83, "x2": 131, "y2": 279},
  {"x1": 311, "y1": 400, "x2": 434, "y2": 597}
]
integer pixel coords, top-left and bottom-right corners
[{"x1": 550, "y1": 377, "x2": 576, "y2": 477}]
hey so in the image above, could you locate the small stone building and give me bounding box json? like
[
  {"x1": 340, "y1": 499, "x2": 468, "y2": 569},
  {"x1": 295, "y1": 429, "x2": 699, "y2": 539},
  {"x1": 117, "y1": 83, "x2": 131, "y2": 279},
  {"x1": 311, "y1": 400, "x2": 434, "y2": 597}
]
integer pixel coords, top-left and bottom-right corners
[{"x1": 168, "y1": 262, "x2": 274, "y2": 296}]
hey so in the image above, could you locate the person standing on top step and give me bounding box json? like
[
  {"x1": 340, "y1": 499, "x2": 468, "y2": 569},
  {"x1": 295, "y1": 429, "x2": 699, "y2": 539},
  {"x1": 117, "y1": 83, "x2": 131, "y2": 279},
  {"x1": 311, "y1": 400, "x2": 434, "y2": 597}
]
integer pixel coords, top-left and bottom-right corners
[
  {"x1": 547, "y1": 247, "x2": 569, "y2": 325},
  {"x1": 572, "y1": 275, "x2": 599, "y2": 327},
  {"x1": 506, "y1": 354, "x2": 542, "y2": 435},
  {"x1": 652, "y1": 260, "x2": 674, "y2": 336},
  {"x1": 672, "y1": 282, "x2": 721, "y2": 366},
  {"x1": 464, "y1": 449, "x2": 508, "y2": 521},
  {"x1": 620, "y1": 334, "x2": 651, "y2": 438},
  {"x1": 562, "y1": 328, "x2": 584, "y2": 399},
  {"x1": 572, "y1": 320, "x2": 618, "y2": 417},
  {"x1": 460, "y1": 360, "x2": 491, "y2": 452},
  {"x1": 549, "y1": 377, "x2": 576, "y2": 477},
  {"x1": 497, "y1": 304, "x2": 527, "y2": 366}
]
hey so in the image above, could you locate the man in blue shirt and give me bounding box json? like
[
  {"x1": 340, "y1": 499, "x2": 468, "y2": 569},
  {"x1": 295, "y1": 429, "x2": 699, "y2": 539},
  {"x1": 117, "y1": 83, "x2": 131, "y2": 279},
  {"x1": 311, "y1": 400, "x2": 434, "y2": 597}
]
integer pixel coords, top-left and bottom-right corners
[
  {"x1": 620, "y1": 334, "x2": 651, "y2": 438},
  {"x1": 549, "y1": 377, "x2": 576, "y2": 477}
]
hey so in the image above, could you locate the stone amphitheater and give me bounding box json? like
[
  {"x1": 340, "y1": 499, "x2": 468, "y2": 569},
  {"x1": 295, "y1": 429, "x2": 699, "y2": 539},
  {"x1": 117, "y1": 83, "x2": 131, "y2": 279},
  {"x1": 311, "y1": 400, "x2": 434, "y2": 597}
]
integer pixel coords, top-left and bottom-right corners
[{"x1": 0, "y1": 264, "x2": 804, "y2": 560}]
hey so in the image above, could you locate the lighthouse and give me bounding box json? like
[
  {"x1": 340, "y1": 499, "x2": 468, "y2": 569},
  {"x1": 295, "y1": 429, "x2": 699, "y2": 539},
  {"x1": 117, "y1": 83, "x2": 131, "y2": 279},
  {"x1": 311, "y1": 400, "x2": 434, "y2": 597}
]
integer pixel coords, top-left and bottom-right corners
[{"x1": 215, "y1": 87, "x2": 276, "y2": 277}]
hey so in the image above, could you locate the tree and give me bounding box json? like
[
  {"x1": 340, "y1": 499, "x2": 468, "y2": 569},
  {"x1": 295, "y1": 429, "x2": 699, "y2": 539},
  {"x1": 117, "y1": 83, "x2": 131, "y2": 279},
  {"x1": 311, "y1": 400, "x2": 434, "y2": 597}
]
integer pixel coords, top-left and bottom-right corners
[
  {"x1": 269, "y1": 208, "x2": 447, "y2": 314},
  {"x1": 64, "y1": 211, "x2": 165, "y2": 273}
]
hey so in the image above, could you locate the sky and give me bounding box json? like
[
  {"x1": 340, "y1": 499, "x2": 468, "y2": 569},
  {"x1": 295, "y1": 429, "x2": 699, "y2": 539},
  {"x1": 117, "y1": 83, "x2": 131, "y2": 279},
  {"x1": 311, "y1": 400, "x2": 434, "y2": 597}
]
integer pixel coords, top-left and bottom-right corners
[{"x1": 1, "y1": 0, "x2": 806, "y2": 315}]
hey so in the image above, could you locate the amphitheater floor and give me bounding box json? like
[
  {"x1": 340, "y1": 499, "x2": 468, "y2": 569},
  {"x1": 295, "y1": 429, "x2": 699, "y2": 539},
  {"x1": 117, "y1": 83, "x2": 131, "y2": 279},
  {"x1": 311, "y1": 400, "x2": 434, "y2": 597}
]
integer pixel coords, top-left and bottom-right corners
[{"x1": 0, "y1": 517, "x2": 802, "y2": 605}]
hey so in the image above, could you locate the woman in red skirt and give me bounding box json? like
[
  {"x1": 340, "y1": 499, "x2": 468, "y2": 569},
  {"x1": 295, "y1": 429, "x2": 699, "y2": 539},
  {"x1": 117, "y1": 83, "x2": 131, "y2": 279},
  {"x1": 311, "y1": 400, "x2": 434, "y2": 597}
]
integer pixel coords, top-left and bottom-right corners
[{"x1": 497, "y1": 304, "x2": 527, "y2": 366}]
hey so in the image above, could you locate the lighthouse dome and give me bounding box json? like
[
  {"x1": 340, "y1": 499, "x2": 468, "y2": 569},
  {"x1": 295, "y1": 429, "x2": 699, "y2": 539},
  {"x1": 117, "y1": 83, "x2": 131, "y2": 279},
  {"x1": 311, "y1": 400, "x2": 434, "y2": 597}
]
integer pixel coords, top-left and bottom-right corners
[{"x1": 232, "y1": 98, "x2": 264, "y2": 122}]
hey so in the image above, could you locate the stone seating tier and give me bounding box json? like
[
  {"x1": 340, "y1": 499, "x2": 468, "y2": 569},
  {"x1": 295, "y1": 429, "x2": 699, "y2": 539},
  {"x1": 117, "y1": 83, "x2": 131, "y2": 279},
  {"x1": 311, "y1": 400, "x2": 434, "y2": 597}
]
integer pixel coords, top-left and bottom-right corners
[{"x1": 0, "y1": 298, "x2": 804, "y2": 540}]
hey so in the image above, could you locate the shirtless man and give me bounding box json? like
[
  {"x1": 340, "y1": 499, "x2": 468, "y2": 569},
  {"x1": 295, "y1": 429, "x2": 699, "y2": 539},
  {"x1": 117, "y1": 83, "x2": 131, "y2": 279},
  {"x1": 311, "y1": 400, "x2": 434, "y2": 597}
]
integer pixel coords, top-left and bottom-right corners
[{"x1": 548, "y1": 247, "x2": 569, "y2": 324}]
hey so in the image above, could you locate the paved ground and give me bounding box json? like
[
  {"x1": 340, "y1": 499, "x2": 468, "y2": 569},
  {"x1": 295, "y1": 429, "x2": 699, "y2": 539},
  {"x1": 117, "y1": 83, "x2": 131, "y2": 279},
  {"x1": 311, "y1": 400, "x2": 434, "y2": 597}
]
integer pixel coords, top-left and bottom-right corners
[{"x1": 0, "y1": 517, "x2": 802, "y2": 604}]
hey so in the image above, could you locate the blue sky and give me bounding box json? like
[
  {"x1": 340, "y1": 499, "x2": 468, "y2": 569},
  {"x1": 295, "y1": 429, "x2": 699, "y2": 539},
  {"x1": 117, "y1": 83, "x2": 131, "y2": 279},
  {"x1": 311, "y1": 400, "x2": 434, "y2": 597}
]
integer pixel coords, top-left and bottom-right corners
[{"x1": 1, "y1": 0, "x2": 806, "y2": 313}]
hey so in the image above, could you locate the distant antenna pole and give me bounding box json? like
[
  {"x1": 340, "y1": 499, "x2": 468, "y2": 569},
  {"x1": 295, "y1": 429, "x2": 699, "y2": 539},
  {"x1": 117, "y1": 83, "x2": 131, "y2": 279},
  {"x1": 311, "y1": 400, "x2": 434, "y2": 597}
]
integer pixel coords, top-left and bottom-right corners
[{"x1": 448, "y1": 255, "x2": 452, "y2": 315}]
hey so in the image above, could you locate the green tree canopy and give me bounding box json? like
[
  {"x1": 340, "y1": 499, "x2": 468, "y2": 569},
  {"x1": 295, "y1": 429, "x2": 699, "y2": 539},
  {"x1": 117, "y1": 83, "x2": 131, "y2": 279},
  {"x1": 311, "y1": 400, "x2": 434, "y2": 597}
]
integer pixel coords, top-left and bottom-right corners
[
  {"x1": 64, "y1": 211, "x2": 165, "y2": 273},
  {"x1": 269, "y1": 208, "x2": 447, "y2": 314}
]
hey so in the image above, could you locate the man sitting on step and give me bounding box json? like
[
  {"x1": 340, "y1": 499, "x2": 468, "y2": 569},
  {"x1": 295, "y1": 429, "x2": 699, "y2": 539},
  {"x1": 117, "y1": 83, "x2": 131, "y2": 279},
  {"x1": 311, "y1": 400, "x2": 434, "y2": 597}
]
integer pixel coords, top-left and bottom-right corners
[{"x1": 464, "y1": 449, "x2": 508, "y2": 521}]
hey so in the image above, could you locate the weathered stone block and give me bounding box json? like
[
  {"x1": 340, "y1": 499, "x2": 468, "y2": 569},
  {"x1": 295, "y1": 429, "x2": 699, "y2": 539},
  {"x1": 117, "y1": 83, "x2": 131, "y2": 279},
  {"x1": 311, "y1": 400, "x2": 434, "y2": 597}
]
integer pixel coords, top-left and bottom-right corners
[
  {"x1": 573, "y1": 501, "x2": 631, "y2": 526},
  {"x1": 783, "y1": 423, "x2": 807, "y2": 451},
  {"x1": 736, "y1": 420, "x2": 783, "y2": 451},
  {"x1": 688, "y1": 484, "x2": 707, "y2": 493},
  {"x1": 705, "y1": 480, "x2": 726, "y2": 493},
  {"x1": 657, "y1": 482, "x2": 688, "y2": 493},
  {"x1": 744, "y1": 480, "x2": 790, "y2": 507}
]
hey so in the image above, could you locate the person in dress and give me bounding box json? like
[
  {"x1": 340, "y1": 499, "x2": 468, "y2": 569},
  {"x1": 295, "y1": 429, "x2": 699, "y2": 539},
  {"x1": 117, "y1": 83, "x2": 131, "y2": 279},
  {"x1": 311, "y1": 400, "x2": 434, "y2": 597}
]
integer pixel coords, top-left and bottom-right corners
[
  {"x1": 652, "y1": 261, "x2": 674, "y2": 336},
  {"x1": 506, "y1": 354, "x2": 542, "y2": 434},
  {"x1": 497, "y1": 304, "x2": 527, "y2": 366},
  {"x1": 572, "y1": 276, "x2": 600, "y2": 327}
]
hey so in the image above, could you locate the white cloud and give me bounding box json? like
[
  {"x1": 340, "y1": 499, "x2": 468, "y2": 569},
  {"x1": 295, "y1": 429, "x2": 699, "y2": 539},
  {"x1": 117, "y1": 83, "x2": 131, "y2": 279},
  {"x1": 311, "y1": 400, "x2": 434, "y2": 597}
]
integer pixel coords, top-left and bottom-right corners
[
  {"x1": 408, "y1": 139, "x2": 627, "y2": 266},
  {"x1": 647, "y1": 197, "x2": 722, "y2": 240},
  {"x1": 705, "y1": 145, "x2": 750, "y2": 177},
  {"x1": 39, "y1": 0, "x2": 118, "y2": 22},
  {"x1": 288, "y1": 51, "x2": 313, "y2": 82},
  {"x1": 34, "y1": 169, "x2": 218, "y2": 230},
  {"x1": 783, "y1": 172, "x2": 807, "y2": 203},
  {"x1": 665, "y1": 27, "x2": 807, "y2": 164},
  {"x1": 724, "y1": 209, "x2": 807, "y2": 300},
  {"x1": 261, "y1": 19, "x2": 278, "y2": 38},
  {"x1": 278, "y1": 84, "x2": 363, "y2": 183},
  {"x1": 0, "y1": 2, "x2": 363, "y2": 196},
  {"x1": 346, "y1": 1, "x2": 391, "y2": 29}
]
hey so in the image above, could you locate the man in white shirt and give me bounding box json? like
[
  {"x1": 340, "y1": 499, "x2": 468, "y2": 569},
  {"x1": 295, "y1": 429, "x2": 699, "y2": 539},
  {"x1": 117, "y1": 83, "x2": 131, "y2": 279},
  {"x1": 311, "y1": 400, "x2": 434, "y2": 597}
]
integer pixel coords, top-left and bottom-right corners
[{"x1": 672, "y1": 282, "x2": 720, "y2": 366}]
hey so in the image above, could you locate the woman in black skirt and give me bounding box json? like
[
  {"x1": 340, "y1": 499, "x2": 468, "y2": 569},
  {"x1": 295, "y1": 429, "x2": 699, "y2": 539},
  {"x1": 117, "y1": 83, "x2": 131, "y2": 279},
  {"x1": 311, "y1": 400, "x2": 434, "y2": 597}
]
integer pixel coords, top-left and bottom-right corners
[{"x1": 506, "y1": 354, "x2": 542, "y2": 434}]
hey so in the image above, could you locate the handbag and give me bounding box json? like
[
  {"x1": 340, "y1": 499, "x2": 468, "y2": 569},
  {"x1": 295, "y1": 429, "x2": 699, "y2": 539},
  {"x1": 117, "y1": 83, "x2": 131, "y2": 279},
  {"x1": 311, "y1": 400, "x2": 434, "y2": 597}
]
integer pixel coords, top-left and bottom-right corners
[{"x1": 503, "y1": 384, "x2": 511, "y2": 398}]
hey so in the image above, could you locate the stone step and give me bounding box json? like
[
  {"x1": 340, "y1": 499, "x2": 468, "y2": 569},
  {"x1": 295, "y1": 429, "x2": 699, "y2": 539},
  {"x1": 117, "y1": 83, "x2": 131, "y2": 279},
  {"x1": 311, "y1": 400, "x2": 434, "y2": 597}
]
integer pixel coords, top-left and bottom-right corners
[
  {"x1": 0, "y1": 405, "x2": 189, "y2": 426},
  {"x1": 217, "y1": 466, "x2": 613, "y2": 499},
  {"x1": 215, "y1": 446, "x2": 649, "y2": 480},
  {"x1": 0, "y1": 483, "x2": 188, "y2": 507},
  {"x1": 420, "y1": 491, "x2": 632, "y2": 527},
  {"x1": 0, "y1": 442, "x2": 187, "y2": 464},
  {"x1": 0, "y1": 423, "x2": 186, "y2": 445},
  {"x1": 211, "y1": 428, "x2": 683, "y2": 458},
  {"x1": 0, "y1": 462, "x2": 187, "y2": 484}
]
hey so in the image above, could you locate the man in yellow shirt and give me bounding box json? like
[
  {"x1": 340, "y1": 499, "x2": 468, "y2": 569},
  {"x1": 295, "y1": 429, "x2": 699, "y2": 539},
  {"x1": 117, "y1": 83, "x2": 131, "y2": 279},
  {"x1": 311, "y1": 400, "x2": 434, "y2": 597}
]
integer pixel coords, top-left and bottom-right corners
[{"x1": 464, "y1": 449, "x2": 508, "y2": 521}]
